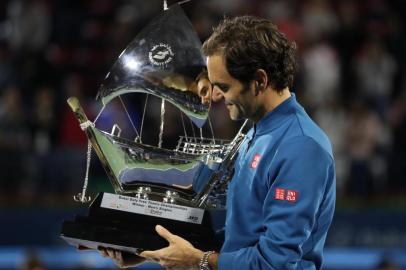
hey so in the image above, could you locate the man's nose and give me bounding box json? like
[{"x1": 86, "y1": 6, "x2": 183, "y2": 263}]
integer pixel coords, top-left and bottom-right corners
[{"x1": 212, "y1": 88, "x2": 224, "y2": 102}]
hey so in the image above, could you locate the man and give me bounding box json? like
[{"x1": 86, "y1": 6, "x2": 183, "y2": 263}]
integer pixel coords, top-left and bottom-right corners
[{"x1": 99, "y1": 16, "x2": 336, "y2": 270}]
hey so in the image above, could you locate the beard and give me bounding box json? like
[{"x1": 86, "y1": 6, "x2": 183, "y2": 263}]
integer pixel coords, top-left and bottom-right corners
[{"x1": 226, "y1": 83, "x2": 251, "y2": 121}]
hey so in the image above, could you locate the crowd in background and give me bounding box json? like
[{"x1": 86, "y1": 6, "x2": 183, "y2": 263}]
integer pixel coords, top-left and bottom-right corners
[{"x1": 0, "y1": 0, "x2": 405, "y2": 202}]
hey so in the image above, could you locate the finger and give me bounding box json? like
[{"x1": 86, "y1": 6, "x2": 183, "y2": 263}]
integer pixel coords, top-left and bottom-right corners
[
  {"x1": 77, "y1": 245, "x2": 91, "y2": 250},
  {"x1": 106, "y1": 248, "x2": 115, "y2": 258},
  {"x1": 139, "y1": 249, "x2": 162, "y2": 260},
  {"x1": 139, "y1": 250, "x2": 154, "y2": 258},
  {"x1": 114, "y1": 250, "x2": 122, "y2": 261},
  {"x1": 155, "y1": 225, "x2": 175, "y2": 243},
  {"x1": 160, "y1": 261, "x2": 173, "y2": 269},
  {"x1": 98, "y1": 248, "x2": 108, "y2": 257}
]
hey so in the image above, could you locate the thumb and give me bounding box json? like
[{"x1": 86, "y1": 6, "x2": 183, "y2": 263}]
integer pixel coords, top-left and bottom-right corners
[
  {"x1": 155, "y1": 225, "x2": 175, "y2": 243},
  {"x1": 77, "y1": 245, "x2": 91, "y2": 251}
]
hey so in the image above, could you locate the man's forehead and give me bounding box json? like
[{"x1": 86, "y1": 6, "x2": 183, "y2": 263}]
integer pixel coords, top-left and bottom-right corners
[
  {"x1": 206, "y1": 53, "x2": 225, "y2": 68},
  {"x1": 206, "y1": 53, "x2": 227, "y2": 83}
]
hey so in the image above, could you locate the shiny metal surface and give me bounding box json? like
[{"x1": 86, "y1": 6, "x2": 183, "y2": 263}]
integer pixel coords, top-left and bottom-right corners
[
  {"x1": 68, "y1": 96, "x2": 244, "y2": 208},
  {"x1": 67, "y1": 4, "x2": 246, "y2": 209},
  {"x1": 97, "y1": 4, "x2": 209, "y2": 128}
]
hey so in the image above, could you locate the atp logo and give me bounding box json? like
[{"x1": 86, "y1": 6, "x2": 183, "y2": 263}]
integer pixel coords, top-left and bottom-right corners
[{"x1": 149, "y1": 43, "x2": 174, "y2": 66}]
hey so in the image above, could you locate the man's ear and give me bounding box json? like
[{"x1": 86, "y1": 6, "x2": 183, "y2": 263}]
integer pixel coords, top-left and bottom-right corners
[{"x1": 254, "y1": 69, "x2": 268, "y2": 94}]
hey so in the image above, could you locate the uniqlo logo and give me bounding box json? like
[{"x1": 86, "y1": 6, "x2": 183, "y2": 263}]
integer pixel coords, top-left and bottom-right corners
[
  {"x1": 250, "y1": 154, "x2": 261, "y2": 169},
  {"x1": 275, "y1": 188, "x2": 285, "y2": 200},
  {"x1": 275, "y1": 188, "x2": 298, "y2": 203},
  {"x1": 286, "y1": 190, "x2": 298, "y2": 203}
]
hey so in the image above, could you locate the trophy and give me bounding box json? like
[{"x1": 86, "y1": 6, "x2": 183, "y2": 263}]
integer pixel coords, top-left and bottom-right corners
[{"x1": 60, "y1": 2, "x2": 247, "y2": 254}]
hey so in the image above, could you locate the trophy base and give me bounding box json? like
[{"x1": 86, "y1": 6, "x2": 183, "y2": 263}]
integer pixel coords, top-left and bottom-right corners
[
  {"x1": 61, "y1": 192, "x2": 222, "y2": 253},
  {"x1": 61, "y1": 236, "x2": 141, "y2": 254}
]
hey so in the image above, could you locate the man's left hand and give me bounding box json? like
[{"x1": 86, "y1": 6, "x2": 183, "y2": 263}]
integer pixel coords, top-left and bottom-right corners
[{"x1": 139, "y1": 225, "x2": 204, "y2": 270}]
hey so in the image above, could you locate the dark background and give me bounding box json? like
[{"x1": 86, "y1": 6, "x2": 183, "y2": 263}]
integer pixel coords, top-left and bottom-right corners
[{"x1": 0, "y1": 0, "x2": 405, "y2": 269}]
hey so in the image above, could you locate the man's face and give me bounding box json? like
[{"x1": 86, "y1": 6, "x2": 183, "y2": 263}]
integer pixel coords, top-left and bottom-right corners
[{"x1": 207, "y1": 53, "x2": 256, "y2": 121}]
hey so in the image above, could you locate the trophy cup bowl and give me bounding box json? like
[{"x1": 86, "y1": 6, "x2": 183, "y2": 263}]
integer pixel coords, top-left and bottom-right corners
[{"x1": 60, "y1": 3, "x2": 246, "y2": 254}]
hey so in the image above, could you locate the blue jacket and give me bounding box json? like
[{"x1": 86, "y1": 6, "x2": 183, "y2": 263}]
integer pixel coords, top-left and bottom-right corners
[{"x1": 218, "y1": 94, "x2": 336, "y2": 270}]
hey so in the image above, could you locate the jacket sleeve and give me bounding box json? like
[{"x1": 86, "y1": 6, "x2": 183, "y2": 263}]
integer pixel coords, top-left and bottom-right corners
[{"x1": 218, "y1": 136, "x2": 335, "y2": 270}]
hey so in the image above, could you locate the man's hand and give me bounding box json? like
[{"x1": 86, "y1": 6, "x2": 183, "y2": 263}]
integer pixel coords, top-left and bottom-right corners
[
  {"x1": 97, "y1": 247, "x2": 145, "y2": 269},
  {"x1": 139, "y1": 225, "x2": 204, "y2": 270},
  {"x1": 77, "y1": 245, "x2": 145, "y2": 268}
]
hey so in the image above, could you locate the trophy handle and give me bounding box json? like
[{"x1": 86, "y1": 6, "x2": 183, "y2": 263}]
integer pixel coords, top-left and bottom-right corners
[
  {"x1": 67, "y1": 97, "x2": 89, "y2": 124},
  {"x1": 67, "y1": 97, "x2": 94, "y2": 203},
  {"x1": 193, "y1": 120, "x2": 249, "y2": 208}
]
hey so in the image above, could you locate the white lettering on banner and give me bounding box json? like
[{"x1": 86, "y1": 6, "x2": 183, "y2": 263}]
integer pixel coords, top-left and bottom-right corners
[{"x1": 100, "y1": 193, "x2": 204, "y2": 224}]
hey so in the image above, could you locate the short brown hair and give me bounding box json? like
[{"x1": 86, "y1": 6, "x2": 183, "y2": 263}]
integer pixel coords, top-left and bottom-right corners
[{"x1": 202, "y1": 16, "x2": 298, "y2": 92}]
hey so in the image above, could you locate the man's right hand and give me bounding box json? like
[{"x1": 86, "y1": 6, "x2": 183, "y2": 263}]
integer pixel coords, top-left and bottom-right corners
[{"x1": 97, "y1": 247, "x2": 146, "y2": 269}]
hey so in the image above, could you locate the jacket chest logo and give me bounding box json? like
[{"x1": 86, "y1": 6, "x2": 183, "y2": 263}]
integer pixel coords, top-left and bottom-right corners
[
  {"x1": 275, "y1": 188, "x2": 298, "y2": 203},
  {"x1": 250, "y1": 154, "x2": 262, "y2": 169}
]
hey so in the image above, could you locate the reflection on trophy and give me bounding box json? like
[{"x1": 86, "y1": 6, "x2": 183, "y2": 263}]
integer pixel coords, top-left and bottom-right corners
[{"x1": 60, "y1": 3, "x2": 247, "y2": 254}]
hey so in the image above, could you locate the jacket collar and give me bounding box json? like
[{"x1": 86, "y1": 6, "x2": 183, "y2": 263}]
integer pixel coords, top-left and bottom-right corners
[{"x1": 253, "y1": 93, "x2": 303, "y2": 136}]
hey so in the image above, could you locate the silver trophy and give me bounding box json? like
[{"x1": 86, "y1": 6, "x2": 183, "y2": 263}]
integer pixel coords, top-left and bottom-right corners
[{"x1": 61, "y1": 3, "x2": 247, "y2": 254}]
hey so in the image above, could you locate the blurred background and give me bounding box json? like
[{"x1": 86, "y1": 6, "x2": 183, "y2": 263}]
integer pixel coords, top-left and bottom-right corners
[{"x1": 0, "y1": 0, "x2": 405, "y2": 269}]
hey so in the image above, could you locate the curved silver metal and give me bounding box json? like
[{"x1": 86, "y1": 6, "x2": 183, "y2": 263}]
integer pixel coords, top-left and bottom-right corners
[
  {"x1": 73, "y1": 193, "x2": 92, "y2": 203},
  {"x1": 67, "y1": 4, "x2": 247, "y2": 209},
  {"x1": 67, "y1": 96, "x2": 246, "y2": 208},
  {"x1": 135, "y1": 186, "x2": 151, "y2": 200},
  {"x1": 97, "y1": 4, "x2": 209, "y2": 128},
  {"x1": 163, "y1": 190, "x2": 179, "y2": 204}
]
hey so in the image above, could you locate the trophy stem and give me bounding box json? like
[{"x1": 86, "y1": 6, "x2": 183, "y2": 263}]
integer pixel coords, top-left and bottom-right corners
[
  {"x1": 194, "y1": 119, "x2": 249, "y2": 208},
  {"x1": 158, "y1": 98, "x2": 165, "y2": 148}
]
